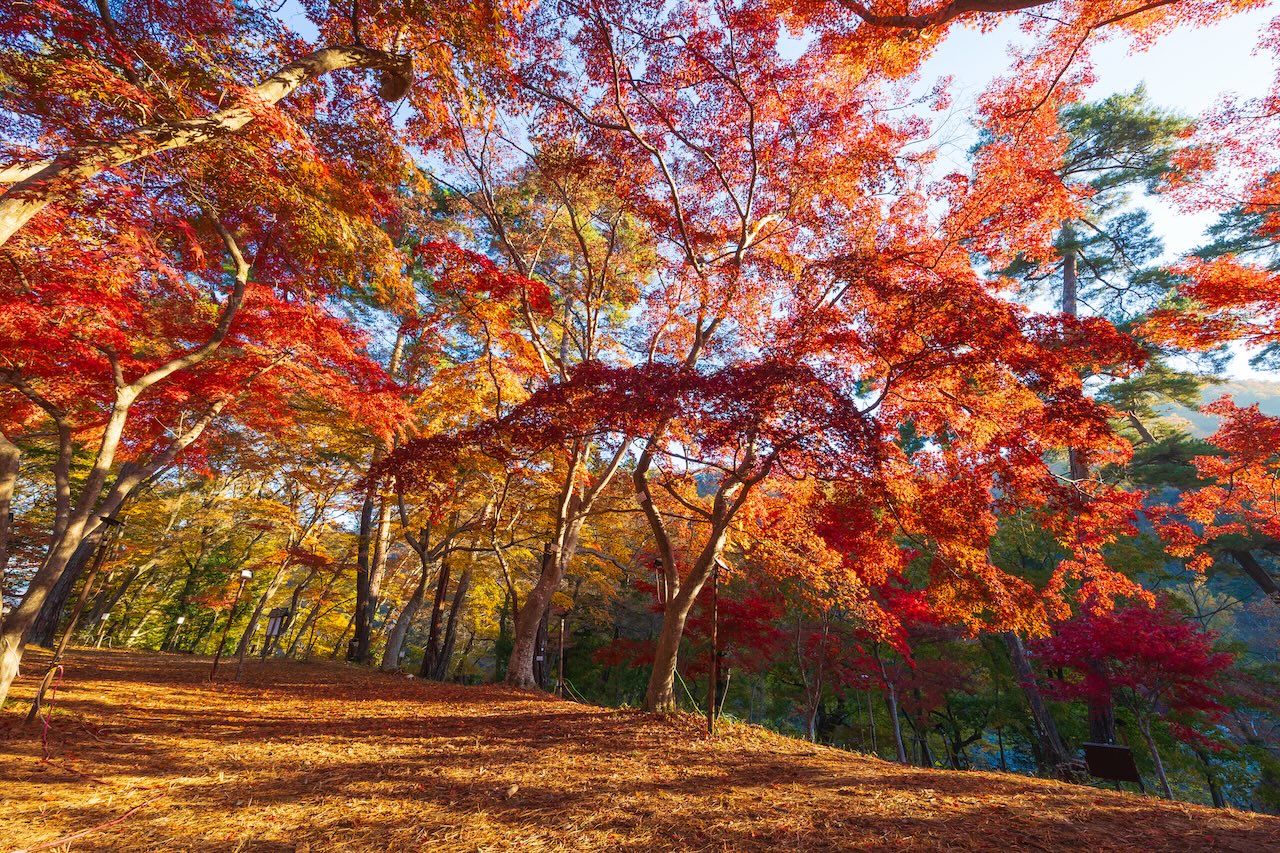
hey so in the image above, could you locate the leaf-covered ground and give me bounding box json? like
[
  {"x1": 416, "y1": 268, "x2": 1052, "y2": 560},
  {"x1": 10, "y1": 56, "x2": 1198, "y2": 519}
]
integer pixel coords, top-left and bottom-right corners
[{"x1": 2, "y1": 649, "x2": 1277, "y2": 852}]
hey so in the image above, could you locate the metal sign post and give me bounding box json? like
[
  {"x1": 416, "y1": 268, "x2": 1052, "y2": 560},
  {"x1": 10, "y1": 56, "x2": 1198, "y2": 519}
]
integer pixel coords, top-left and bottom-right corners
[{"x1": 557, "y1": 615, "x2": 566, "y2": 698}]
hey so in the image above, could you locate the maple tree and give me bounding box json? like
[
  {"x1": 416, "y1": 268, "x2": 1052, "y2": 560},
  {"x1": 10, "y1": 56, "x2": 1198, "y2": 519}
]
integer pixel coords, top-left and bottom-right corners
[
  {"x1": 0, "y1": 0, "x2": 525, "y2": 246},
  {"x1": 1142, "y1": 19, "x2": 1280, "y2": 606},
  {"x1": 1035, "y1": 601, "x2": 1236, "y2": 798},
  {"x1": 419, "y1": 124, "x2": 650, "y2": 688},
  {"x1": 3, "y1": 0, "x2": 1280, "y2": 816}
]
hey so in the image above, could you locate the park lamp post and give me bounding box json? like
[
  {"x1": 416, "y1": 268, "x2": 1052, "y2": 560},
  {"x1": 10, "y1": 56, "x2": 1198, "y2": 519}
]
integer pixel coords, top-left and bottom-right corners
[
  {"x1": 210, "y1": 569, "x2": 252, "y2": 681},
  {"x1": 94, "y1": 611, "x2": 111, "y2": 648},
  {"x1": 168, "y1": 615, "x2": 186, "y2": 652}
]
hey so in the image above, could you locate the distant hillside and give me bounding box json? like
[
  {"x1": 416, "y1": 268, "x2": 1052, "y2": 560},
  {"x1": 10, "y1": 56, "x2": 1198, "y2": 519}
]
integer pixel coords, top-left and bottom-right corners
[{"x1": 1157, "y1": 378, "x2": 1280, "y2": 438}]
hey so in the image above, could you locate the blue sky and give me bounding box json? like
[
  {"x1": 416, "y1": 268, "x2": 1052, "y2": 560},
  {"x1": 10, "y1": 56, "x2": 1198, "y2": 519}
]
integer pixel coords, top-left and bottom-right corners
[
  {"x1": 920, "y1": 5, "x2": 1275, "y2": 260},
  {"x1": 916, "y1": 6, "x2": 1277, "y2": 380}
]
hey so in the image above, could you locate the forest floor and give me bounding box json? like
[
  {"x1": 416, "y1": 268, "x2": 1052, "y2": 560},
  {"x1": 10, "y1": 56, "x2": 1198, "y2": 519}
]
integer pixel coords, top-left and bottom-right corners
[{"x1": 2, "y1": 649, "x2": 1278, "y2": 852}]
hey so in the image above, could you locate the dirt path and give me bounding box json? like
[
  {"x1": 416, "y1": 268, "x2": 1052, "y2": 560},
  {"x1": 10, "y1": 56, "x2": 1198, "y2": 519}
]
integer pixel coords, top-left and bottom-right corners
[{"x1": 1, "y1": 648, "x2": 1277, "y2": 851}]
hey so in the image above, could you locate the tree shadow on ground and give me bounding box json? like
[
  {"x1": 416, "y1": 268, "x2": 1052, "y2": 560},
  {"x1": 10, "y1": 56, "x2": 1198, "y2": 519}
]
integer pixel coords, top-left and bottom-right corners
[{"x1": 2, "y1": 649, "x2": 1276, "y2": 852}]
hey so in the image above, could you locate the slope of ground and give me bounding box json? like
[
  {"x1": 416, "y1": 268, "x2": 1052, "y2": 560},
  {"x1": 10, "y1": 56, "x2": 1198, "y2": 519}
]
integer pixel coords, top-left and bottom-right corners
[{"x1": 1, "y1": 649, "x2": 1277, "y2": 852}]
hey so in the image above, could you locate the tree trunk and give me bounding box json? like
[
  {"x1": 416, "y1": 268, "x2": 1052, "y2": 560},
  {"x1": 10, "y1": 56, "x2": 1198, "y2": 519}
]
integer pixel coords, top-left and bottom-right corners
[
  {"x1": 350, "y1": 489, "x2": 378, "y2": 663},
  {"x1": 85, "y1": 560, "x2": 152, "y2": 630},
  {"x1": 870, "y1": 640, "x2": 911, "y2": 758},
  {"x1": 507, "y1": 498, "x2": 587, "y2": 689},
  {"x1": 162, "y1": 556, "x2": 210, "y2": 652},
  {"x1": 1195, "y1": 748, "x2": 1226, "y2": 808},
  {"x1": 1227, "y1": 549, "x2": 1280, "y2": 603},
  {"x1": 1138, "y1": 713, "x2": 1174, "y2": 799},
  {"x1": 885, "y1": 683, "x2": 908, "y2": 765},
  {"x1": 330, "y1": 613, "x2": 354, "y2": 659},
  {"x1": 913, "y1": 689, "x2": 934, "y2": 767},
  {"x1": 644, "y1": 593, "x2": 694, "y2": 711},
  {"x1": 0, "y1": 384, "x2": 233, "y2": 703},
  {"x1": 1085, "y1": 663, "x2": 1117, "y2": 744},
  {"x1": 1060, "y1": 233, "x2": 1078, "y2": 316},
  {"x1": 123, "y1": 597, "x2": 161, "y2": 647},
  {"x1": 452, "y1": 630, "x2": 475, "y2": 681},
  {"x1": 507, "y1": 542, "x2": 563, "y2": 688},
  {"x1": 357, "y1": 495, "x2": 396, "y2": 662},
  {"x1": 380, "y1": 567, "x2": 428, "y2": 672},
  {"x1": 801, "y1": 619, "x2": 828, "y2": 744},
  {"x1": 188, "y1": 611, "x2": 218, "y2": 653},
  {"x1": 437, "y1": 562, "x2": 472, "y2": 681},
  {"x1": 0, "y1": 46, "x2": 412, "y2": 247},
  {"x1": 30, "y1": 533, "x2": 101, "y2": 646},
  {"x1": 533, "y1": 606, "x2": 551, "y2": 689},
  {"x1": 420, "y1": 551, "x2": 453, "y2": 679},
  {"x1": 641, "y1": 512, "x2": 732, "y2": 712},
  {"x1": 1002, "y1": 631, "x2": 1072, "y2": 772},
  {"x1": 286, "y1": 569, "x2": 339, "y2": 658},
  {"x1": 233, "y1": 559, "x2": 291, "y2": 658},
  {"x1": 642, "y1": 561, "x2": 713, "y2": 712},
  {"x1": 1127, "y1": 411, "x2": 1157, "y2": 445},
  {"x1": 506, "y1": 442, "x2": 625, "y2": 689},
  {"x1": 495, "y1": 591, "x2": 512, "y2": 682}
]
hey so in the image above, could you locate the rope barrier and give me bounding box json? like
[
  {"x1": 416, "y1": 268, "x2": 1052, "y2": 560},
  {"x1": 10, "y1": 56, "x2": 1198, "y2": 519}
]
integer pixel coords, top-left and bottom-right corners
[
  {"x1": 10, "y1": 794, "x2": 166, "y2": 853},
  {"x1": 673, "y1": 669, "x2": 699, "y2": 712},
  {"x1": 38, "y1": 664, "x2": 64, "y2": 760},
  {"x1": 561, "y1": 678, "x2": 589, "y2": 704}
]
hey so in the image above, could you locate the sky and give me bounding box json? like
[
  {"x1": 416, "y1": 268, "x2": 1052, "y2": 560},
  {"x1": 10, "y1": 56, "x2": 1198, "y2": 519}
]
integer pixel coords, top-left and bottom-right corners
[
  {"x1": 915, "y1": 5, "x2": 1278, "y2": 380},
  {"x1": 293, "y1": 1, "x2": 1278, "y2": 379},
  {"x1": 921, "y1": 5, "x2": 1275, "y2": 259}
]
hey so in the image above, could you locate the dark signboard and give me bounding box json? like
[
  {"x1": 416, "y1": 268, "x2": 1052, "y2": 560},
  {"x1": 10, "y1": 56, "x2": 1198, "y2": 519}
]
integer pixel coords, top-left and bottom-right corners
[{"x1": 1082, "y1": 743, "x2": 1146, "y2": 793}]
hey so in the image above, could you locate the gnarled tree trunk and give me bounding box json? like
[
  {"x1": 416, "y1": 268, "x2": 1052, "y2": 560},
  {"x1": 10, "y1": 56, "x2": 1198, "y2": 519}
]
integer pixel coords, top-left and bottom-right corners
[{"x1": 1003, "y1": 631, "x2": 1072, "y2": 772}]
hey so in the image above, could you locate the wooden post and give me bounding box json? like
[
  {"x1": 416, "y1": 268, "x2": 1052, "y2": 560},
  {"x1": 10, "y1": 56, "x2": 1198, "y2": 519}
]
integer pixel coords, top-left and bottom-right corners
[
  {"x1": 707, "y1": 566, "x2": 719, "y2": 736},
  {"x1": 557, "y1": 615, "x2": 565, "y2": 698}
]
